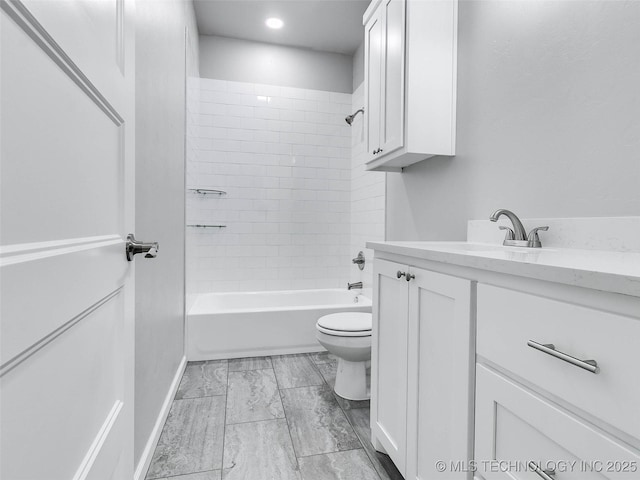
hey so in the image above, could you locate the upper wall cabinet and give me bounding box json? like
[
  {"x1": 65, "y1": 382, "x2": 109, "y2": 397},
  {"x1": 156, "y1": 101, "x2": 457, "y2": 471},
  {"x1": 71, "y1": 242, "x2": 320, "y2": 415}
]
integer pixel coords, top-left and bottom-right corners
[{"x1": 363, "y1": 0, "x2": 458, "y2": 172}]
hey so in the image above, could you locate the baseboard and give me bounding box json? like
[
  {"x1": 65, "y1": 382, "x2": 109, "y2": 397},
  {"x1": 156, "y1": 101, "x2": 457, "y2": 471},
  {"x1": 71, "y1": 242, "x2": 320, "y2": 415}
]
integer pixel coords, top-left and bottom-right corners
[
  {"x1": 189, "y1": 345, "x2": 326, "y2": 362},
  {"x1": 134, "y1": 355, "x2": 187, "y2": 480}
]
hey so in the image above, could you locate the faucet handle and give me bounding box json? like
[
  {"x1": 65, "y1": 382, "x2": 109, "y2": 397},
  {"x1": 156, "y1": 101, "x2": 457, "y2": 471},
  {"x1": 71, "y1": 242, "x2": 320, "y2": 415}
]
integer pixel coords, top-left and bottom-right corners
[
  {"x1": 527, "y1": 226, "x2": 549, "y2": 248},
  {"x1": 499, "y1": 226, "x2": 515, "y2": 241}
]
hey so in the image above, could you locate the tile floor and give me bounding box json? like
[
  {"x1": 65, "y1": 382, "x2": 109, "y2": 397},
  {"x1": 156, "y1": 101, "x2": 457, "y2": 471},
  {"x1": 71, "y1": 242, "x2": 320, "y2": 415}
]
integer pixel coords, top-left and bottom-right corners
[{"x1": 146, "y1": 352, "x2": 403, "y2": 480}]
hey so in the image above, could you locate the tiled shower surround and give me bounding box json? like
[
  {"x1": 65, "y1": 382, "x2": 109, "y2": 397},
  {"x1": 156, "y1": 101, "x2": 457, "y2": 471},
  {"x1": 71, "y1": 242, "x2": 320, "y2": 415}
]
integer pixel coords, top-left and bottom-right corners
[
  {"x1": 188, "y1": 78, "x2": 353, "y2": 293},
  {"x1": 187, "y1": 77, "x2": 386, "y2": 294}
]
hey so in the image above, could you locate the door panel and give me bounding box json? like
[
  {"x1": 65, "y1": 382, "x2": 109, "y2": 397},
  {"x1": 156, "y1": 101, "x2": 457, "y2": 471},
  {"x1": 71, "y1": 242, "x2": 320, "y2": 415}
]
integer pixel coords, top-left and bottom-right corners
[
  {"x1": 406, "y1": 269, "x2": 474, "y2": 480},
  {"x1": 1, "y1": 3, "x2": 123, "y2": 245},
  {"x1": 365, "y1": 10, "x2": 382, "y2": 157},
  {"x1": 20, "y1": 0, "x2": 126, "y2": 112},
  {"x1": 372, "y1": 259, "x2": 409, "y2": 474},
  {"x1": 2, "y1": 295, "x2": 124, "y2": 479},
  {"x1": 0, "y1": 1, "x2": 135, "y2": 479},
  {"x1": 381, "y1": 0, "x2": 404, "y2": 155}
]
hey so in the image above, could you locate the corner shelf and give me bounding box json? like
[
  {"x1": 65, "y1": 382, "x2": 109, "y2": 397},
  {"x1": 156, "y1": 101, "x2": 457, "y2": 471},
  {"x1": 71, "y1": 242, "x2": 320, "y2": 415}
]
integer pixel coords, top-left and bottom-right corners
[
  {"x1": 188, "y1": 188, "x2": 227, "y2": 196},
  {"x1": 187, "y1": 224, "x2": 227, "y2": 229}
]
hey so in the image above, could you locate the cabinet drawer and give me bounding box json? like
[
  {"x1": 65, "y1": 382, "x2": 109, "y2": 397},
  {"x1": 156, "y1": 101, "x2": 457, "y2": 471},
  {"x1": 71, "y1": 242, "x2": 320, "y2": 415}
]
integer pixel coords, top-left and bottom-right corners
[
  {"x1": 475, "y1": 365, "x2": 640, "y2": 480},
  {"x1": 477, "y1": 284, "x2": 640, "y2": 440}
]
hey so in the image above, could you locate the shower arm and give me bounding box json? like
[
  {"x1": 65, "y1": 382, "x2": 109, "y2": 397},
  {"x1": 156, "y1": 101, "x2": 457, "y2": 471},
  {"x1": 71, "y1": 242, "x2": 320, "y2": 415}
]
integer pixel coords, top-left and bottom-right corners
[{"x1": 345, "y1": 108, "x2": 364, "y2": 125}]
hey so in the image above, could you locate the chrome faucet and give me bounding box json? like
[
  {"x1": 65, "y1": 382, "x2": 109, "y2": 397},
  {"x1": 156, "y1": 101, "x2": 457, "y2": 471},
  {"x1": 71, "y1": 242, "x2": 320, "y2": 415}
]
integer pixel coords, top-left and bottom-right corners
[
  {"x1": 489, "y1": 209, "x2": 549, "y2": 248},
  {"x1": 348, "y1": 282, "x2": 363, "y2": 290}
]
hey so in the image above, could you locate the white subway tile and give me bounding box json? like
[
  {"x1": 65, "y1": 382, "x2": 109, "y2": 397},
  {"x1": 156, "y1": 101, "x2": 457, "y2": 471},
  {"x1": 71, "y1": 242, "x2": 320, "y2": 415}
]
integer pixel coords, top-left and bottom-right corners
[
  {"x1": 200, "y1": 78, "x2": 227, "y2": 91},
  {"x1": 188, "y1": 80, "x2": 381, "y2": 293},
  {"x1": 227, "y1": 82, "x2": 255, "y2": 94}
]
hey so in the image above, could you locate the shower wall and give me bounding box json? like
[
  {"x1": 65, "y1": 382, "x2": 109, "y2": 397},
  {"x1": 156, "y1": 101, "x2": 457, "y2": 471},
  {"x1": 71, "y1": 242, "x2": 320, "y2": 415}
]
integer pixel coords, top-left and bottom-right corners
[
  {"x1": 349, "y1": 82, "x2": 386, "y2": 289},
  {"x1": 188, "y1": 78, "x2": 352, "y2": 293}
]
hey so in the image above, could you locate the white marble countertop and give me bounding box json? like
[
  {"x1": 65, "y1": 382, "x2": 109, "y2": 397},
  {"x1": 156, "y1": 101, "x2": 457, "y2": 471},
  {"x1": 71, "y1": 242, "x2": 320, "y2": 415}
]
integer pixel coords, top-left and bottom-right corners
[{"x1": 366, "y1": 241, "x2": 640, "y2": 297}]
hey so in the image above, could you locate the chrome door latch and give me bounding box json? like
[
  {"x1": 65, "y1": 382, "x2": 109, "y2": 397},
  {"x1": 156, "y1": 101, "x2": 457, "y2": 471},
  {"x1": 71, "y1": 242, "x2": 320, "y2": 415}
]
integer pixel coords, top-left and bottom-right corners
[{"x1": 126, "y1": 234, "x2": 159, "y2": 261}]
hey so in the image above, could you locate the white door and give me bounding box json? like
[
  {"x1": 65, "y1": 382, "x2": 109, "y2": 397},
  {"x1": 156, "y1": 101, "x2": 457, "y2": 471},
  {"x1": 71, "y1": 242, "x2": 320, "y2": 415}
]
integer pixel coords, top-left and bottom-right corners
[
  {"x1": 371, "y1": 259, "x2": 410, "y2": 475},
  {"x1": 406, "y1": 268, "x2": 474, "y2": 480},
  {"x1": 1, "y1": 1, "x2": 136, "y2": 479}
]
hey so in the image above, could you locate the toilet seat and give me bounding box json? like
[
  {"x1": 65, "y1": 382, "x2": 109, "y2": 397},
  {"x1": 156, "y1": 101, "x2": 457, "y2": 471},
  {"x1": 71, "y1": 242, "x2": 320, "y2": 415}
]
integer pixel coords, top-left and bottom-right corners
[{"x1": 316, "y1": 312, "x2": 372, "y2": 337}]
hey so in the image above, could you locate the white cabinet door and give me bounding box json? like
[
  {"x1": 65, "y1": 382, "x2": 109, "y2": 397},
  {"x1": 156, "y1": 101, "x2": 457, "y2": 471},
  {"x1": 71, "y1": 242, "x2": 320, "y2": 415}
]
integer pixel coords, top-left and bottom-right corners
[
  {"x1": 372, "y1": 259, "x2": 410, "y2": 475},
  {"x1": 364, "y1": 5, "x2": 383, "y2": 159},
  {"x1": 380, "y1": 0, "x2": 405, "y2": 157},
  {"x1": 475, "y1": 365, "x2": 640, "y2": 480},
  {"x1": 1, "y1": 1, "x2": 135, "y2": 479},
  {"x1": 406, "y1": 269, "x2": 474, "y2": 480}
]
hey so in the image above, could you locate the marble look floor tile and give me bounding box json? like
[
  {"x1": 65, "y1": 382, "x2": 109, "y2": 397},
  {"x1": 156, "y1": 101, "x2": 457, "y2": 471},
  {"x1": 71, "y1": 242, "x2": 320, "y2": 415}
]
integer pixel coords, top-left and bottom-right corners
[
  {"x1": 272, "y1": 354, "x2": 324, "y2": 389},
  {"x1": 176, "y1": 361, "x2": 228, "y2": 399},
  {"x1": 146, "y1": 396, "x2": 225, "y2": 479},
  {"x1": 228, "y1": 356, "x2": 272, "y2": 371},
  {"x1": 298, "y1": 449, "x2": 380, "y2": 480},
  {"x1": 226, "y1": 369, "x2": 284, "y2": 424},
  {"x1": 280, "y1": 385, "x2": 361, "y2": 457},
  {"x1": 315, "y1": 362, "x2": 370, "y2": 410},
  {"x1": 222, "y1": 419, "x2": 300, "y2": 480},
  {"x1": 155, "y1": 471, "x2": 221, "y2": 480},
  {"x1": 315, "y1": 360, "x2": 338, "y2": 385},
  {"x1": 344, "y1": 408, "x2": 403, "y2": 480},
  {"x1": 308, "y1": 351, "x2": 338, "y2": 365}
]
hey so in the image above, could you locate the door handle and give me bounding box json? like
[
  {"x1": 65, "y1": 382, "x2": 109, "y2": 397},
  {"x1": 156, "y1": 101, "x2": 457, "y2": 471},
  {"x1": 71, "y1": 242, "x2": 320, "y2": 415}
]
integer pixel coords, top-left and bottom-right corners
[{"x1": 126, "y1": 234, "x2": 159, "y2": 261}]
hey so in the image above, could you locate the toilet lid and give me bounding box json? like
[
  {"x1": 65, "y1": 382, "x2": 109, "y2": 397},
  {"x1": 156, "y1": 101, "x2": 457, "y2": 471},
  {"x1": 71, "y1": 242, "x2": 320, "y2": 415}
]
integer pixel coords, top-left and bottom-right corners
[{"x1": 316, "y1": 312, "x2": 372, "y2": 337}]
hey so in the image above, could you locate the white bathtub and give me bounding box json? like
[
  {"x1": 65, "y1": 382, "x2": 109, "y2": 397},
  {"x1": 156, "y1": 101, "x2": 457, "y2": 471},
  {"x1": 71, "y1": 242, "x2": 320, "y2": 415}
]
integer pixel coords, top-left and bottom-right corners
[{"x1": 187, "y1": 288, "x2": 372, "y2": 361}]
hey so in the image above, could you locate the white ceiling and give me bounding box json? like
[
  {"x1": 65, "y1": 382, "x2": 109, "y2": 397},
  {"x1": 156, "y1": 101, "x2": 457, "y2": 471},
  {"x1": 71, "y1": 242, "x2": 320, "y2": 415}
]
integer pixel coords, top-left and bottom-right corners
[{"x1": 194, "y1": 0, "x2": 369, "y2": 55}]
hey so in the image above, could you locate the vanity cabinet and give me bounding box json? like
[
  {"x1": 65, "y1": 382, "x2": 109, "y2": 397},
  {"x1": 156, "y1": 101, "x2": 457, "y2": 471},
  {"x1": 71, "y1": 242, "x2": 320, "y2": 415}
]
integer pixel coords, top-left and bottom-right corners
[
  {"x1": 372, "y1": 258, "x2": 474, "y2": 478},
  {"x1": 363, "y1": 0, "x2": 458, "y2": 172},
  {"x1": 369, "y1": 235, "x2": 640, "y2": 480},
  {"x1": 474, "y1": 284, "x2": 640, "y2": 480}
]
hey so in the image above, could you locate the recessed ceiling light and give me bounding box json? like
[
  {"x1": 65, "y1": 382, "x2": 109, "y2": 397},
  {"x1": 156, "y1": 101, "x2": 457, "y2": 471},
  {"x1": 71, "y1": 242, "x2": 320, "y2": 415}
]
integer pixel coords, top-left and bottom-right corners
[{"x1": 265, "y1": 17, "x2": 284, "y2": 29}]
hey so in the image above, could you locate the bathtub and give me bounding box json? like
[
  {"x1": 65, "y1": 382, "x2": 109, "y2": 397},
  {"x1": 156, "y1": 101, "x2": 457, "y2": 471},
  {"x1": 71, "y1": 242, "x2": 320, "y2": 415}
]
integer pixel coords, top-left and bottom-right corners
[{"x1": 187, "y1": 288, "x2": 372, "y2": 361}]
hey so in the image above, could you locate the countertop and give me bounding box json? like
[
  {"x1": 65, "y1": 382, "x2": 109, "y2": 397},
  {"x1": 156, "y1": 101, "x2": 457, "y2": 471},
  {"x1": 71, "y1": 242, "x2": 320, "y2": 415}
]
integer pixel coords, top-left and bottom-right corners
[{"x1": 366, "y1": 241, "x2": 640, "y2": 297}]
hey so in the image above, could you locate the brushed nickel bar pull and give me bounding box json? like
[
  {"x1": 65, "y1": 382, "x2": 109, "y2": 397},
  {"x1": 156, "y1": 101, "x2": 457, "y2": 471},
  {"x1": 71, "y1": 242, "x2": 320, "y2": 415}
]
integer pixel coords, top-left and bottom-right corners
[
  {"x1": 528, "y1": 461, "x2": 555, "y2": 480},
  {"x1": 527, "y1": 340, "x2": 600, "y2": 374}
]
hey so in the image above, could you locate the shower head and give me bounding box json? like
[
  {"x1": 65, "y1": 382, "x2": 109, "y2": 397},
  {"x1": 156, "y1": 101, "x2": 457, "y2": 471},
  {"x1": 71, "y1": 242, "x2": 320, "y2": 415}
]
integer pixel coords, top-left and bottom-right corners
[{"x1": 345, "y1": 108, "x2": 364, "y2": 125}]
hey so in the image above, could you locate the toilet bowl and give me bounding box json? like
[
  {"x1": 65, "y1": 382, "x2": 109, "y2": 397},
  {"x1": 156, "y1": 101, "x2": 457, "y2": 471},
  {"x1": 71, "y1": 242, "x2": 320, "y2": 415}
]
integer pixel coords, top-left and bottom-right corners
[{"x1": 315, "y1": 312, "x2": 372, "y2": 401}]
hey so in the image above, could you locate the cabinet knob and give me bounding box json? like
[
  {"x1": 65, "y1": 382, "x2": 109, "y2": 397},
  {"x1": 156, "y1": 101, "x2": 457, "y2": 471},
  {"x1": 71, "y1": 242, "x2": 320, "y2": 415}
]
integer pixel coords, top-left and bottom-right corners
[{"x1": 397, "y1": 271, "x2": 415, "y2": 281}]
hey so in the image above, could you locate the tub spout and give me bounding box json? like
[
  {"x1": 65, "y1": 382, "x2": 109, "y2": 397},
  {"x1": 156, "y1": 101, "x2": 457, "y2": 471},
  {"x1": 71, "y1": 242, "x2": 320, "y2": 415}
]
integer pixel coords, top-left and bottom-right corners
[{"x1": 348, "y1": 282, "x2": 363, "y2": 290}]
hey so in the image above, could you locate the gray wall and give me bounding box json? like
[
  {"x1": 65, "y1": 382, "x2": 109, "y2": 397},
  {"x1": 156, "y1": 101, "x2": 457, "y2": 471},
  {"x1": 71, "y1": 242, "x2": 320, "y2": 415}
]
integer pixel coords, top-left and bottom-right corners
[
  {"x1": 352, "y1": 40, "x2": 364, "y2": 92},
  {"x1": 134, "y1": 0, "x2": 198, "y2": 466},
  {"x1": 200, "y1": 35, "x2": 353, "y2": 93},
  {"x1": 387, "y1": 0, "x2": 640, "y2": 241}
]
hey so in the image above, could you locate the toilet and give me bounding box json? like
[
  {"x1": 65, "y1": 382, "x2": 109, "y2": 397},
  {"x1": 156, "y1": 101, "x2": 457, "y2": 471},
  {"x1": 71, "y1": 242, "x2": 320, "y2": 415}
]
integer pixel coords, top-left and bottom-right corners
[{"x1": 315, "y1": 312, "x2": 372, "y2": 401}]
